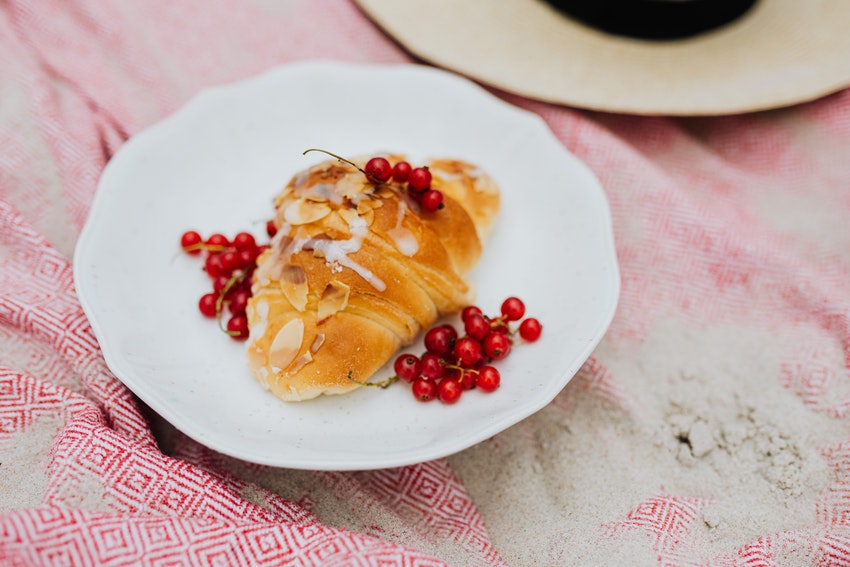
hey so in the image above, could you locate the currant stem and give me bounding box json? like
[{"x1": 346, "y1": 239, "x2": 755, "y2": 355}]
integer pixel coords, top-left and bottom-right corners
[
  {"x1": 183, "y1": 243, "x2": 228, "y2": 253},
  {"x1": 302, "y1": 148, "x2": 383, "y2": 184},
  {"x1": 347, "y1": 371, "x2": 400, "y2": 389},
  {"x1": 173, "y1": 242, "x2": 227, "y2": 263},
  {"x1": 216, "y1": 270, "x2": 248, "y2": 335},
  {"x1": 490, "y1": 316, "x2": 512, "y2": 335},
  {"x1": 444, "y1": 363, "x2": 479, "y2": 381}
]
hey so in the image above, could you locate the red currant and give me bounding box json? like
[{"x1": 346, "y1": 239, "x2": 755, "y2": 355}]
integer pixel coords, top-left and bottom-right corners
[
  {"x1": 181, "y1": 230, "x2": 203, "y2": 255},
  {"x1": 483, "y1": 332, "x2": 511, "y2": 360},
  {"x1": 519, "y1": 318, "x2": 543, "y2": 342},
  {"x1": 212, "y1": 274, "x2": 231, "y2": 294},
  {"x1": 392, "y1": 161, "x2": 412, "y2": 183},
  {"x1": 233, "y1": 277, "x2": 252, "y2": 296},
  {"x1": 266, "y1": 220, "x2": 278, "y2": 237},
  {"x1": 407, "y1": 167, "x2": 432, "y2": 192},
  {"x1": 443, "y1": 366, "x2": 461, "y2": 382},
  {"x1": 412, "y1": 377, "x2": 437, "y2": 401},
  {"x1": 238, "y1": 247, "x2": 259, "y2": 268},
  {"x1": 393, "y1": 354, "x2": 421, "y2": 382},
  {"x1": 226, "y1": 315, "x2": 249, "y2": 340},
  {"x1": 458, "y1": 369, "x2": 476, "y2": 390},
  {"x1": 233, "y1": 232, "x2": 256, "y2": 250},
  {"x1": 475, "y1": 366, "x2": 501, "y2": 392},
  {"x1": 464, "y1": 313, "x2": 490, "y2": 341},
  {"x1": 204, "y1": 253, "x2": 224, "y2": 277},
  {"x1": 205, "y1": 233, "x2": 230, "y2": 250},
  {"x1": 229, "y1": 289, "x2": 250, "y2": 316},
  {"x1": 198, "y1": 293, "x2": 218, "y2": 318},
  {"x1": 437, "y1": 378, "x2": 463, "y2": 404},
  {"x1": 453, "y1": 337, "x2": 482, "y2": 367},
  {"x1": 181, "y1": 225, "x2": 262, "y2": 343},
  {"x1": 500, "y1": 297, "x2": 526, "y2": 321},
  {"x1": 219, "y1": 250, "x2": 241, "y2": 274},
  {"x1": 420, "y1": 353, "x2": 445, "y2": 380},
  {"x1": 424, "y1": 325, "x2": 457, "y2": 357},
  {"x1": 364, "y1": 157, "x2": 392, "y2": 183},
  {"x1": 420, "y1": 189, "x2": 444, "y2": 212},
  {"x1": 461, "y1": 305, "x2": 483, "y2": 324}
]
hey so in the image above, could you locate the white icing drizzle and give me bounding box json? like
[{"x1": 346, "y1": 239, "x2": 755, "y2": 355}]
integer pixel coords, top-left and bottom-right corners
[
  {"x1": 310, "y1": 215, "x2": 386, "y2": 291},
  {"x1": 387, "y1": 200, "x2": 418, "y2": 257}
]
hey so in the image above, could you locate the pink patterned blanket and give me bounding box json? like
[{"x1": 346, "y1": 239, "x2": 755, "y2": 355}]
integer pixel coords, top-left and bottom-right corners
[{"x1": 2, "y1": 1, "x2": 850, "y2": 565}]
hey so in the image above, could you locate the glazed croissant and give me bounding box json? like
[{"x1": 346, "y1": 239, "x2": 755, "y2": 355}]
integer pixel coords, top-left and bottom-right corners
[{"x1": 245, "y1": 155, "x2": 500, "y2": 401}]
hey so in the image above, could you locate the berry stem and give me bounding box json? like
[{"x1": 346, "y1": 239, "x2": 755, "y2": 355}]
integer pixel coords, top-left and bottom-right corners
[
  {"x1": 445, "y1": 363, "x2": 477, "y2": 376},
  {"x1": 173, "y1": 242, "x2": 227, "y2": 263},
  {"x1": 347, "y1": 371, "x2": 400, "y2": 389},
  {"x1": 216, "y1": 271, "x2": 248, "y2": 335},
  {"x1": 303, "y1": 148, "x2": 384, "y2": 184},
  {"x1": 184, "y1": 243, "x2": 228, "y2": 253}
]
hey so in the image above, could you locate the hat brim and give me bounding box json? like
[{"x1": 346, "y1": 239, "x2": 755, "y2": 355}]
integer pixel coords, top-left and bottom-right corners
[{"x1": 356, "y1": 0, "x2": 850, "y2": 115}]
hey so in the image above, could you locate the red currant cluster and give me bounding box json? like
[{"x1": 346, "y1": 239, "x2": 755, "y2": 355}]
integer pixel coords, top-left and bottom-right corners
[
  {"x1": 363, "y1": 156, "x2": 444, "y2": 212},
  {"x1": 391, "y1": 297, "x2": 542, "y2": 404},
  {"x1": 304, "y1": 148, "x2": 444, "y2": 212},
  {"x1": 179, "y1": 229, "x2": 268, "y2": 340}
]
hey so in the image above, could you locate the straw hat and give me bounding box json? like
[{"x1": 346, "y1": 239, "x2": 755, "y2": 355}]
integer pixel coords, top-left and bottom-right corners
[{"x1": 355, "y1": 0, "x2": 850, "y2": 115}]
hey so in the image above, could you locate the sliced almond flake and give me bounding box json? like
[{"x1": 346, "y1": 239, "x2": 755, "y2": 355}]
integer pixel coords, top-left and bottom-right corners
[
  {"x1": 268, "y1": 318, "x2": 304, "y2": 371},
  {"x1": 288, "y1": 351, "x2": 313, "y2": 374},
  {"x1": 302, "y1": 182, "x2": 337, "y2": 203},
  {"x1": 310, "y1": 333, "x2": 325, "y2": 353},
  {"x1": 356, "y1": 197, "x2": 381, "y2": 214},
  {"x1": 279, "y1": 264, "x2": 308, "y2": 312},
  {"x1": 284, "y1": 199, "x2": 331, "y2": 225},
  {"x1": 318, "y1": 280, "x2": 351, "y2": 323},
  {"x1": 273, "y1": 186, "x2": 295, "y2": 208},
  {"x1": 337, "y1": 207, "x2": 360, "y2": 228},
  {"x1": 323, "y1": 211, "x2": 350, "y2": 234},
  {"x1": 336, "y1": 175, "x2": 361, "y2": 199}
]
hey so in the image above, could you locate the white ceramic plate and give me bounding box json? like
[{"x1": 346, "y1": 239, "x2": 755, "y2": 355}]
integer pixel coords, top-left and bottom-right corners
[{"x1": 74, "y1": 61, "x2": 619, "y2": 470}]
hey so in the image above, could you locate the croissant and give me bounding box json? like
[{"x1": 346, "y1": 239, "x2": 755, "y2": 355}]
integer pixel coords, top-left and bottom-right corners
[{"x1": 245, "y1": 155, "x2": 500, "y2": 401}]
